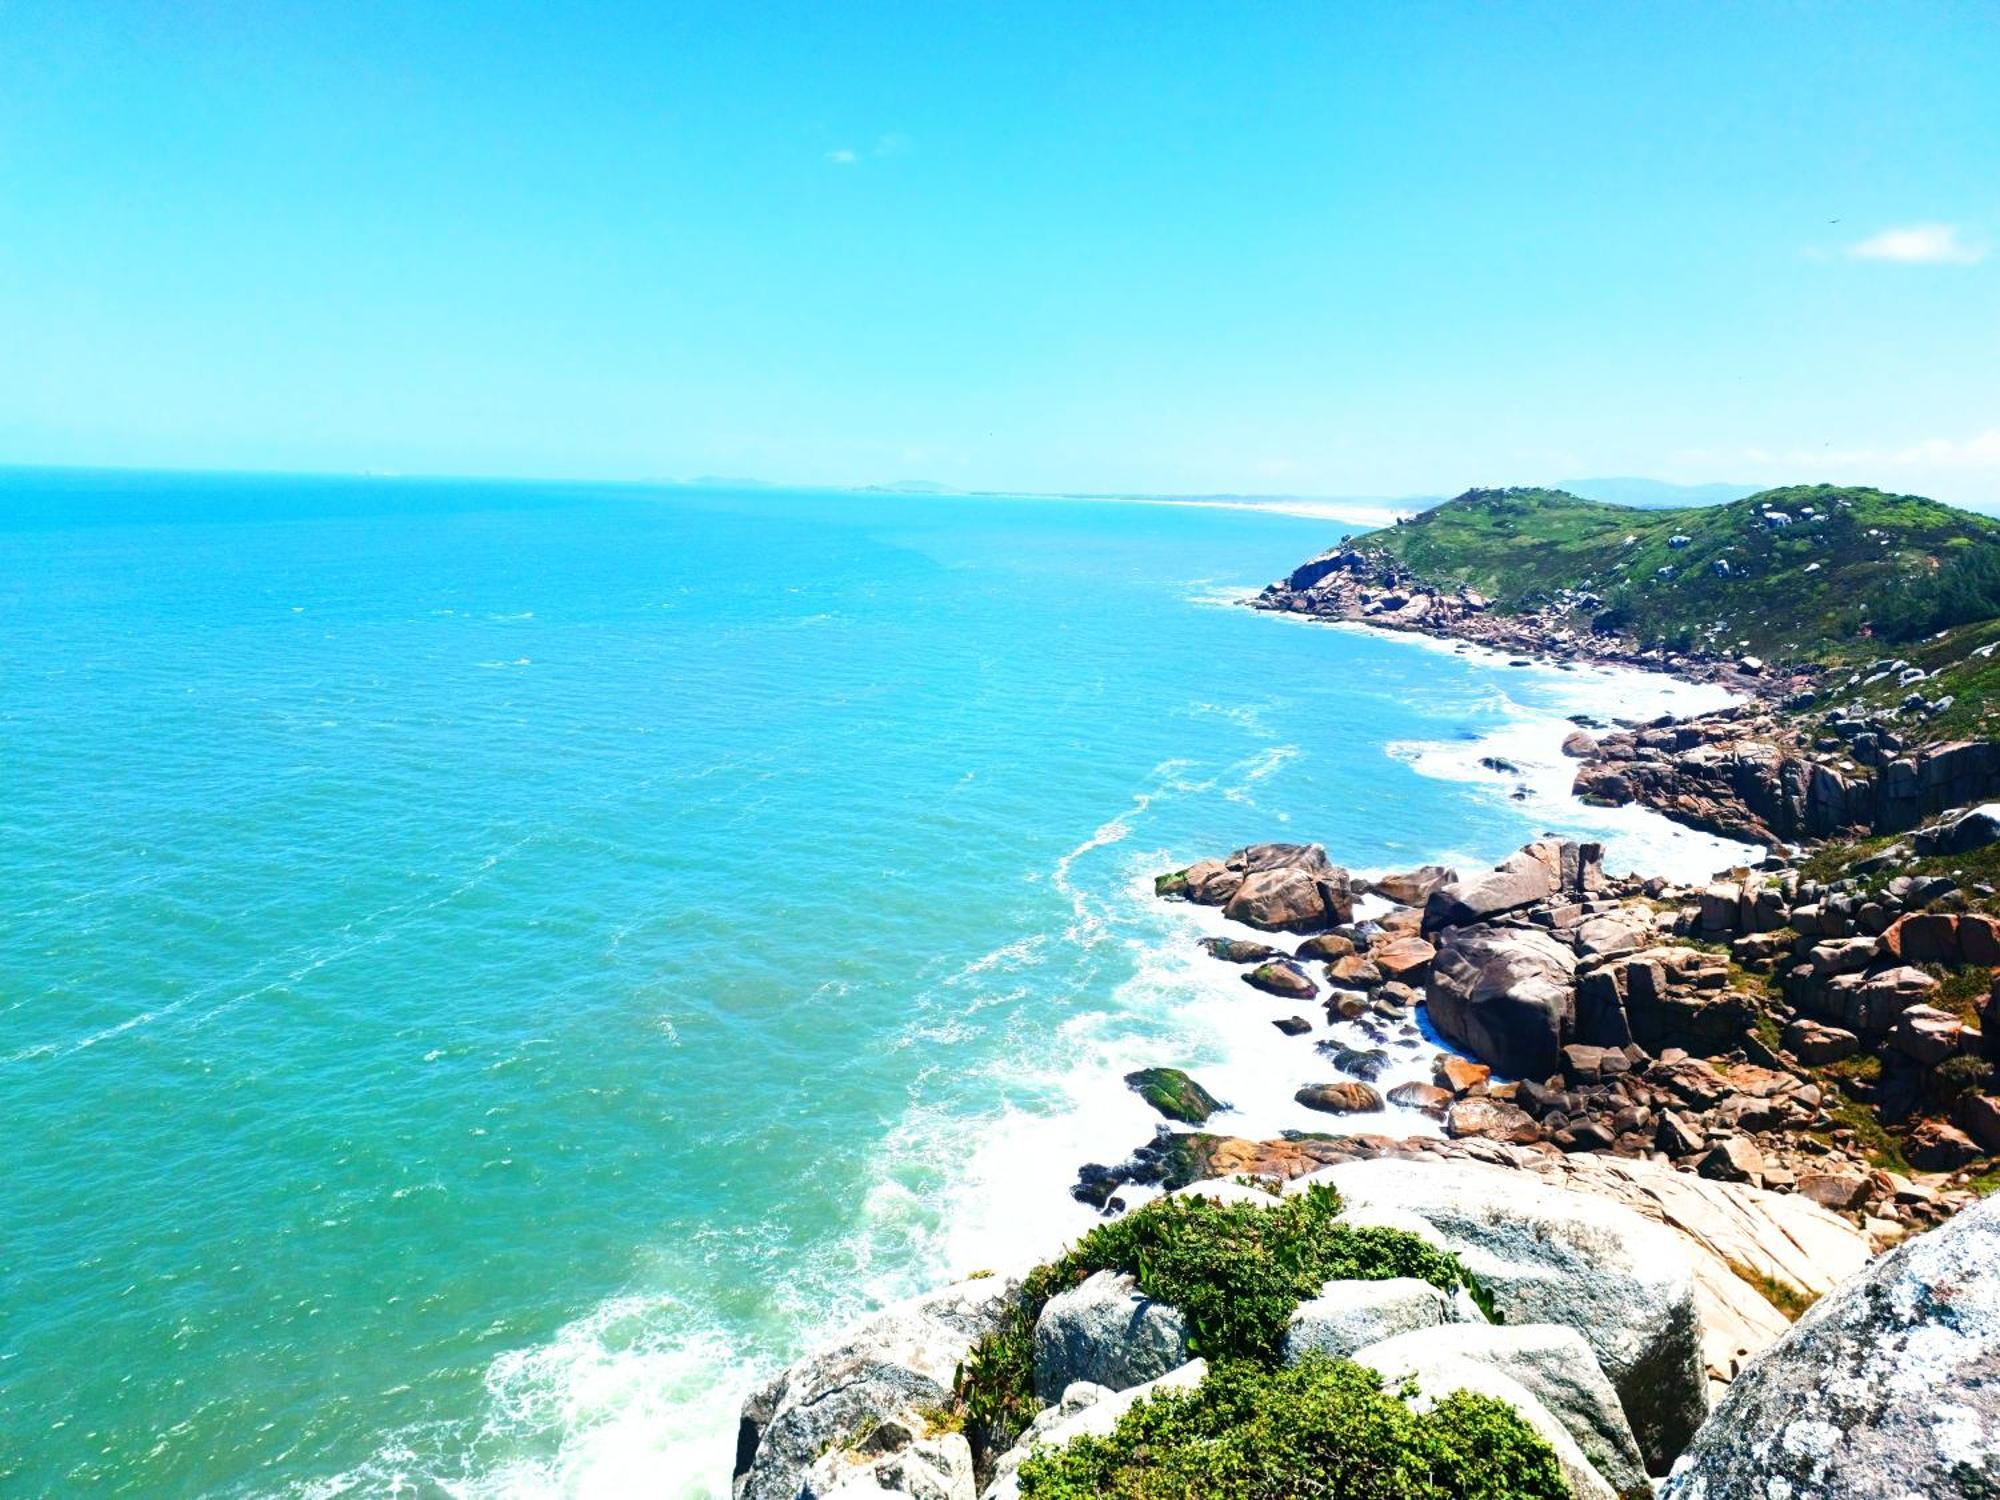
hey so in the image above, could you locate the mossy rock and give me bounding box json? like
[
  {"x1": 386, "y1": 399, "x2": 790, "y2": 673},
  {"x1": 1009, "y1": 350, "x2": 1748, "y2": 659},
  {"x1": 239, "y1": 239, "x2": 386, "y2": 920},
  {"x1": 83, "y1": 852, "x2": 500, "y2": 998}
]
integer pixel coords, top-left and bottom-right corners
[
  {"x1": 1125, "y1": 1067, "x2": 1225, "y2": 1124},
  {"x1": 1155, "y1": 868, "x2": 1190, "y2": 898}
]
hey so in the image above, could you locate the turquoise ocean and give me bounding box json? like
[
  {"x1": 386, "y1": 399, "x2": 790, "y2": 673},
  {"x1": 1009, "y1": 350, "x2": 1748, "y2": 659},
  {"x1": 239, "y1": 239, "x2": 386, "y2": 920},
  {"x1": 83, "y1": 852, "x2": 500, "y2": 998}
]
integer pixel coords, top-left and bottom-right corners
[{"x1": 0, "y1": 472, "x2": 1748, "y2": 1496}]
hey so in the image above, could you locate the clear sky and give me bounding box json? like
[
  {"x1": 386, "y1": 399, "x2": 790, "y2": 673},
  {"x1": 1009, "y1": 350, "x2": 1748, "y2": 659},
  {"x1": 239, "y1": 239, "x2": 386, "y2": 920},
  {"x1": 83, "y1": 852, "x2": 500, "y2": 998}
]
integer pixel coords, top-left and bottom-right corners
[{"x1": 3, "y1": 2, "x2": 1997, "y2": 501}]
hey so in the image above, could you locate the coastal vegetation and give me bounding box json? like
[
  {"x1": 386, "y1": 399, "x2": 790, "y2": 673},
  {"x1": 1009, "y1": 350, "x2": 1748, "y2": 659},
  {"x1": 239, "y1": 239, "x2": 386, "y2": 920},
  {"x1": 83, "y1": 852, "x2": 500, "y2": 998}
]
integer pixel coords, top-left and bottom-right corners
[
  {"x1": 1013, "y1": 1355, "x2": 1570, "y2": 1499},
  {"x1": 953, "y1": 1184, "x2": 1486, "y2": 1462},
  {"x1": 1352, "y1": 483, "x2": 2000, "y2": 664}
]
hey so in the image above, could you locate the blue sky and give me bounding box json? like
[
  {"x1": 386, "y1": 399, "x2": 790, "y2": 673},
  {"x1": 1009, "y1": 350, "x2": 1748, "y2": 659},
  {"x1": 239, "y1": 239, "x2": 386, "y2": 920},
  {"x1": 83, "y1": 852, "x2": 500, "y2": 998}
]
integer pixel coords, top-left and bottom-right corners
[{"x1": 2, "y1": 1, "x2": 1997, "y2": 500}]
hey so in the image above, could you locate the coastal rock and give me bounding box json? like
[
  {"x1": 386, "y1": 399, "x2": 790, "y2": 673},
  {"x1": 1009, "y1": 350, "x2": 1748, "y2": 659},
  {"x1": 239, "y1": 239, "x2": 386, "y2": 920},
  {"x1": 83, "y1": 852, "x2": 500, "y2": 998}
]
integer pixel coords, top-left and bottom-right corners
[
  {"x1": 1357, "y1": 1322, "x2": 1651, "y2": 1500},
  {"x1": 1303, "y1": 1157, "x2": 1708, "y2": 1470},
  {"x1": 1423, "y1": 839, "x2": 1603, "y2": 933},
  {"x1": 1352, "y1": 1338, "x2": 1620, "y2": 1500},
  {"x1": 1425, "y1": 924, "x2": 1579, "y2": 1080},
  {"x1": 1123, "y1": 1067, "x2": 1223, "y2": 1125},
  {"x1": 1444, "y1": 1097, "x2": 1541, "y2": 1144},
  {"x1": 800, "y1": 1418, "x2": 974, "y2": 1500},
  {"x1": 1295, "y1": 1081, "x2": 1384, "y2": 1115},
  {"x1": 1661, "y1": 1194, "x2": 2000, "y2": 1499},
  {"x1": 734, "y1": 1274, "x2": 1023, "y2": 1500},
  {"x1": 1217, "y1": 843, "x2": 1355, "y2": 932},
  {"x1": 1198, "y1": 936, "x2": 1281, "y2": 964},
  {"x1": 1387, "y1": 1081, "x2": 1452, "y2": 1118},
  {"x1": 1242, "y1": 960, "x2": 1316, "y2": 1000},
  {"x1": 981, "y1": 1361, "x2": 1208, "y2": 1500},
  {"x1": 1281, "y1": 1276, "x2": 1453, "y2": 1363},
  {"x1": 1369, "y1": 864, "x2": 1459, "y2": 906},
  {"x1": 1031, "y1": 1270, "x2": 1190, "y2": 1401},
  {"x1": 1370, "y1": 935, "x2": 1437, "y2": 983},
  {"x1": 1295, "y1": 932, "x2": 1356, "y2": 961}
]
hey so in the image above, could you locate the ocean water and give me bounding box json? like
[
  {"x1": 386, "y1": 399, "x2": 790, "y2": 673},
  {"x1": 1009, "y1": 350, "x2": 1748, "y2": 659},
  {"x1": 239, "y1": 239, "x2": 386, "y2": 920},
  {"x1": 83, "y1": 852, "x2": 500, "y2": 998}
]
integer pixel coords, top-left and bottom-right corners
[{"x1": 0, "y1": 471, "x2": 1748, "y2": 1497}]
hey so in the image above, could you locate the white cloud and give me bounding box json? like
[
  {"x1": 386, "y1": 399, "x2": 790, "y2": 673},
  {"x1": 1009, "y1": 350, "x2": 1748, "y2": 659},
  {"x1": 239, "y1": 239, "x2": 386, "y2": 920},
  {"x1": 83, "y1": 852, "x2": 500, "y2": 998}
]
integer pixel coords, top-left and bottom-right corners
[
  {"x1": 824, "y1": 148, "x2": 857, "y2": 165},
  {"x1": 1847, "y1": 223, "x2": 1986, "y2": 265}
]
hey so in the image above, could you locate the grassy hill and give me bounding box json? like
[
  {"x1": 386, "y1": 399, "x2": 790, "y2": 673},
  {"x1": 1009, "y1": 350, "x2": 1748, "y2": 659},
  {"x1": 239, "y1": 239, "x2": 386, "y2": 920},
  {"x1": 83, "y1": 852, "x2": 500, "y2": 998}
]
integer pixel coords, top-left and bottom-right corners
[{"x1": 1352, "y1": 484, "x2": 2000, "y2": 663}]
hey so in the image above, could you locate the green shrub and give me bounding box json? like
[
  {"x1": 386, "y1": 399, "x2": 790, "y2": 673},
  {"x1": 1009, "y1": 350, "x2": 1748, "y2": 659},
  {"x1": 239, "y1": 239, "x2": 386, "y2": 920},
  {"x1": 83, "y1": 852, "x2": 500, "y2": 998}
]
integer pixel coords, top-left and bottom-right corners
[
  {"x1": 1015, "y1": 1356, "x2": 1569, "y2": 1500},
  {"x1": 955, "y1": 1184, "x2": 1470, "y2": 1461}
]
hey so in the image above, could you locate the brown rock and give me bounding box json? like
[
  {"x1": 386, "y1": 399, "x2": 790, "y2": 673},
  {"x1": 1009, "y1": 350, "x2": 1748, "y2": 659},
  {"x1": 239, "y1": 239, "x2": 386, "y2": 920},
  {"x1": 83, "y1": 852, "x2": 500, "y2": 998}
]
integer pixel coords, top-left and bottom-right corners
[
  {"x1": 1386, "y1": 1081, "x2": 1453, "y2": 1119},
  {"x1": 1655, "y1": 1109, "x2": 1705, "y2": 1157},
  {"x1": 1891, "y1": 1004, "x2": 1963, "y2": 1067},
  {"x1": 1295, "y1": 933, "x2": 1356, "y2": 962},
  {"x1": 1444, "y1": 1097, "x2": 1541, "y2": 1144},
  {"x1": 1958, "y1": 914, "x2": 2000, "y2": 966},
  {"x1": 1698, "y1": 1137, "x2": 1765, "y2": 1186},
  {"x1": 1782, "y1": 1018, "x2": 1859, "y2": 1066},
  {"x1": 1883, "y1": 912, "x2": 1960, "y2": 964},
  {"x1": 1295, "y1": 1081, "x2": 1384, "y2": 1115},
  {"x1": 1796, "y1": 1168, "x2": 1870, "y2": 1211},
  {"x1": 1328, "y1": 954, "x2": 1383, "y2": 988},
  {"x1": 1954, "y1": 1093, "x2": 2000, "y2": 1153},
  {"x1": 1905, "y1": 1118, "x2": 1984, "y2": 1171},
  {"x1": 1370, "y1": 935, "x2": 1436, "y2": 983},
  {"x1": 1435, "y1": 1056, "x2": 1492, "y2": 1096},
  {"x1": 1561, "y1": 730, "x2": 1597, "y2": 758},
  {"x1": 1182, "y1": 859, "x2": 1240, "y2": 905},
  {"x1": 1243, "y1": 961, "x2": 1317, "y2": 1000},
  {"x1": 1370, "y1": 864, "x2": 1458, "y2": 907}
]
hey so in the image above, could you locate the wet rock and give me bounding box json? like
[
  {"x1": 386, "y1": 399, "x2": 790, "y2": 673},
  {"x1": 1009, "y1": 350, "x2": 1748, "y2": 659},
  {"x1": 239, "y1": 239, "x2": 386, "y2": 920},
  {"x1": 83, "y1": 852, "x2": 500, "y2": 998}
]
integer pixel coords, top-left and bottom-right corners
[
  {"x1": 1271, "y1": 1015, "x2": 1312, "y2": 1036},
  {"x1": 1387, "y1": 1081, "x2": 1453, "y2": 1118},
  {"x1": 1123, "y1": 1067, "x2": 1224, "y2": 1125},
  {"x1": 1294, "y1": 932, "x2": 1357, "y2": 961},
  {"x1": 1243, "y1": 960, "x2": 1317, "y2": 1000},
  {"x1": 1317, "y1": 1042, "x2": 1390, "y2": 1081},
  {"x1": 1199, "y1": 936, "x2": 1282, "y2": 964},
  {"x1": 1295, "y1": 1081, "x2": 1384, "y2": 1115},
  {"x1": 1445, "y1": 1097, "x2": 1542, "y2": 1144}
]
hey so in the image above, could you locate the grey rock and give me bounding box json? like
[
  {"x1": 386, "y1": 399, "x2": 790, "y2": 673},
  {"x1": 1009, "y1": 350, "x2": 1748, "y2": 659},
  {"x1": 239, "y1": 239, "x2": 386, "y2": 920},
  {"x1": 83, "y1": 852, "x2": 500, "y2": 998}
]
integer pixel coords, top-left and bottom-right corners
[
  {"x1": 734, "y1": 1273, "x2": 1022, "y2": 1500},
  {"x1": 1356, "y1": 1322, "x2": 1650, "y2": 1499},
  {"x1": 1281, "y1": 1276, "x2": 1452, "y2": 1363},
  {"x1": 1424, "y1": 839, "x2": 1603, "y2": 933},
  {"x1": 1913, "y1": 801, "x2": 2000, "y2": 856},
  {"x1": 1301, "y1": 1156, "x2": 1707, "y2": 1471},
  {"x1": 801, "y1": 1419, "x2": 974, "y2": 1500},
  {"x1": 1032, "y1": 1270, "x2": 1190, "y2": 1401},
  {"x1": 1662, "y1": 1193, "x2": 2000, "y2": 1499}
]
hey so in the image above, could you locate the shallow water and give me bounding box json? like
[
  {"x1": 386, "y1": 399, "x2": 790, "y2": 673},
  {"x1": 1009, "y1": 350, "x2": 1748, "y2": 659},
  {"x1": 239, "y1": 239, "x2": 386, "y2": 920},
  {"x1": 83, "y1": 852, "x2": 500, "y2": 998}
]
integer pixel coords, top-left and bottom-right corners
[{"x1": 0, "y1": 471, "x2": 1747, "y2": 1495}]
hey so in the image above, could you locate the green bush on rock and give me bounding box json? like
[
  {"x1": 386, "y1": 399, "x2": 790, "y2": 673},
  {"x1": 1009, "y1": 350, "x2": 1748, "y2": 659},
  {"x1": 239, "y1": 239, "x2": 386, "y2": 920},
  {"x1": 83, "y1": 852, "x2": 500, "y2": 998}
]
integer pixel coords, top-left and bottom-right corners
[
  {"x1": 1016, "y1": 1355, "x2": 1571, "y2": 1500},
  {"x1": 956, "y1": 1183, "x2": 1473, "y2": 1461}
]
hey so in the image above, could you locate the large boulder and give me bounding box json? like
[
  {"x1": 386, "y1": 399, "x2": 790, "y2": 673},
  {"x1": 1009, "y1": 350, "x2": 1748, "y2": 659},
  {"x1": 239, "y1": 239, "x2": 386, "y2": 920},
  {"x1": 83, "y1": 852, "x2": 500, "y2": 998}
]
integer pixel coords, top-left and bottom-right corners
[
  {"x1": 733, "y1": 1273, "x2": 1022, "y2": 1500},
  {"x1": 1356, "y1": 1322, "x2": 1650, "y2": 1500},
  {"x1": 1423, "y1": 839, "x2": 1603, "y2": 933},
  {"x1": 1300, "y1": 1157, "x2": 1708, "y2": 1472},
  {"x1": 1662, "y1": 1194, "x2": 2000, "y2": 1499},
  {"x1": 1031, "y1": 1270, "x2": 1190, "y2": 1401},
  {"x1": 1281, "y1": 1276, "x2": 1453, "y2": 1363},
  {"x1": 1369, "y1": 863, "x2": 1459, "y2": 907},
  {"x1": 1216, "y1": 843, "x2": 1356, "y2": 932},
  {"x1": 1913, "y1": 801, "x2": 2000, "y2": 856},
  {"x1": 1425, "y1": 924, "x2": 1579, "y2": 1079}
]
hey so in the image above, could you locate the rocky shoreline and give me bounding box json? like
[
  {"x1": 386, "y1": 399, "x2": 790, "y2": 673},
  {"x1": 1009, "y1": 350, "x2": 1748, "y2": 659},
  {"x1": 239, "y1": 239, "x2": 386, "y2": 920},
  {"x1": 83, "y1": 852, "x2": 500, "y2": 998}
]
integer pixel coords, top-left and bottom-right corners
[{"x1": 730, "y1": 551, "x2": 2000, "y2": 1498}]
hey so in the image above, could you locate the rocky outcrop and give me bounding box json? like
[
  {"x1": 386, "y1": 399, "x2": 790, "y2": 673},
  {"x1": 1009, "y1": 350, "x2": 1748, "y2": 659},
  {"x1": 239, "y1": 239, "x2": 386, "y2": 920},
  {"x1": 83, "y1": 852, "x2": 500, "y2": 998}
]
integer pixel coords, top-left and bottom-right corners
[
  {"x1": 1167, "y1": 843, "x2": 1355, "y2": 932},
  {"x1": 1663, "y1": 1193, "x2": 2000, "y2": 1498},
  {"x1": 1423, "y1": 839, "x2": 1604, "y2": 933},
  {"x1": 734, "y1": 1274, "x2": 1023, "y2": 1500},
  {"x1": 801, "y1": 1417, "x2": 975, "y2": 1500},
  {"x1": 1031, "y1": 1270, "x2": 1189, "y2": 1400},
  {"x1": 1301, "y1": 1157, "x2": 1707, "y2": 1469},
  {"x1": 1426, "y1": 923, "x2": 1579, "y2": 1079}
]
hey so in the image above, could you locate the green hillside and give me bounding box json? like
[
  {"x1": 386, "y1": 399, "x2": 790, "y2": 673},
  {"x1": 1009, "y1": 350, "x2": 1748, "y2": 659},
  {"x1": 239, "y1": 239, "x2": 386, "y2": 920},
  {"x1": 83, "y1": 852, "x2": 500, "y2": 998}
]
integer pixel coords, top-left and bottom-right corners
[{"x1": 1352, "y1": 484, "x2": 2000, "y2": 662}]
